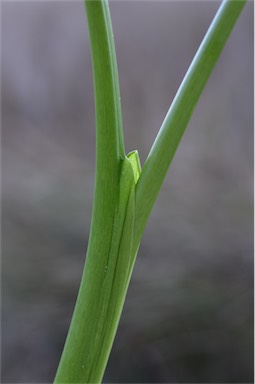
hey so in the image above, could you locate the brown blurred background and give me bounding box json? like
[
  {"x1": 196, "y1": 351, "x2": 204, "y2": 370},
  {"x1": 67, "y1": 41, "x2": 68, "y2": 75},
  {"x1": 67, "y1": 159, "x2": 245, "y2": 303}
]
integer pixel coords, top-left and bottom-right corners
[{"x1": 2, "y1": 1, "x2": 253, "y2": 383}]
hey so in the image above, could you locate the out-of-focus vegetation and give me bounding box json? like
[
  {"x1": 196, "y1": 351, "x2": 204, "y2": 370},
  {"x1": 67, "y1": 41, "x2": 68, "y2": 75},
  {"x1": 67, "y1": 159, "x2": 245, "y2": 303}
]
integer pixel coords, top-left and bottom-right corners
[{"x1": 2, "y1": 1, "x2": 253, "y2": 383}]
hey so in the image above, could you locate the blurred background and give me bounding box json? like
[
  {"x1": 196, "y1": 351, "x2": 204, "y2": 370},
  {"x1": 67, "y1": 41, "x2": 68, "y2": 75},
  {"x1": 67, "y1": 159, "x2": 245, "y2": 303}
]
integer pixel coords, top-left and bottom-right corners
[{"x1": 2, "y1": 1, "x2": 253, "y2": 383}]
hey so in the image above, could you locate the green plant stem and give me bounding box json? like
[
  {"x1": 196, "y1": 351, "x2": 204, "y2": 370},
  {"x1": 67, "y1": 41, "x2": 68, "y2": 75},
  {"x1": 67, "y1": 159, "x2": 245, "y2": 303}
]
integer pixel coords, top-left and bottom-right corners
[
  {"x1": 54, "y1": 1, "x2": 128, "y2": 383},
  {"x1": 54, "y1": 0, "x2": 246, "y2": 383},
  {"x1": 134, "y1": 0, "x2": 246, "y2": 250}
]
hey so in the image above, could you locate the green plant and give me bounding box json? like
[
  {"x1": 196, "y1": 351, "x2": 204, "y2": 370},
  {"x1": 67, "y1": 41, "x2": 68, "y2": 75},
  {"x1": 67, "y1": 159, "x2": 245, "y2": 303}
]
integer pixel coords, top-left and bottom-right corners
[{"x1": 54, "y1": 1, "x2": 246, "y2": 383}]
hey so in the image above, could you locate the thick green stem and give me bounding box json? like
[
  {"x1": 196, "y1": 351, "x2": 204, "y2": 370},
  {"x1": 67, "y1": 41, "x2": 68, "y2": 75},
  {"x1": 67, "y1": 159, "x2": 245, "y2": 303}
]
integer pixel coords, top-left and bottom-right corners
[{"x1": 54, "y1": 1, "x2": 128, "y2": 382}]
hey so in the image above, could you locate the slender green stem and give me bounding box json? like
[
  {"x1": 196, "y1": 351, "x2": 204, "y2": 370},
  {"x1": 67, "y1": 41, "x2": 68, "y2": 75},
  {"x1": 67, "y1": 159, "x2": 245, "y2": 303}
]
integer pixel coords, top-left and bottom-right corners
[
  {"x1": 54, "y1": 0, "x2": 246, "y2": 383},
  {"x1": 134, "y1": 0, "x2": 246, "y2": 249},
  {"x1": 54, "y1": 1, "x2": 127, "y2": 382}
]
